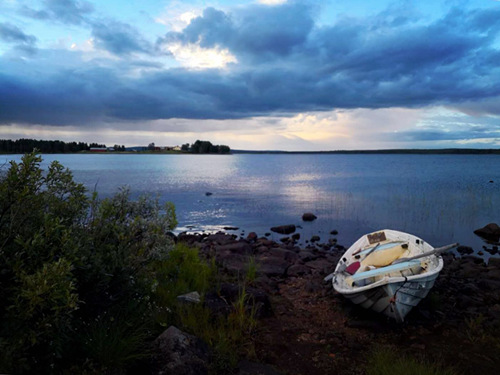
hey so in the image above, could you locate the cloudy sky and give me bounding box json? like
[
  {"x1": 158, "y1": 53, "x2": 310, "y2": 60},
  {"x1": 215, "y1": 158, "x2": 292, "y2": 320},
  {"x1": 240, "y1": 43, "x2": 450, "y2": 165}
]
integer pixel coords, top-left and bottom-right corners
[{"x1": 0, "y1": 0, "x2": 499, "y2": 150}]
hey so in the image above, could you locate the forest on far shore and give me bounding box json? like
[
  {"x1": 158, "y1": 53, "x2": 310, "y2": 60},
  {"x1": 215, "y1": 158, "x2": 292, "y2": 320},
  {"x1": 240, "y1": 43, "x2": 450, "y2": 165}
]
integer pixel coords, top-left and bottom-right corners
[
  {"x1": 0, "y1": 139, "x2": 107, "y2": 154},
  {"x1": 0, "y1": 139, "x2": 231, "y2": 154}
]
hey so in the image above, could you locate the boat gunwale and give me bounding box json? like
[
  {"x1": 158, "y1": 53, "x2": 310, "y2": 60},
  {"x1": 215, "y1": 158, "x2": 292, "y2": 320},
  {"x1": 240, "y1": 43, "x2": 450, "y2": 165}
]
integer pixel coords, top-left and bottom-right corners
[{"x1": 332, "y1": 229, "x2": 444, "y2": 295}]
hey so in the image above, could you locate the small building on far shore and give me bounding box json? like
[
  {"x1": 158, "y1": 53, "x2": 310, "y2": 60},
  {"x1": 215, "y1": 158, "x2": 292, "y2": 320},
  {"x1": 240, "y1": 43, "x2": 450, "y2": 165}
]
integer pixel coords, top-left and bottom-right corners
[{"x1": 164, "y1": 145, "x2": 182, "y2": 151}]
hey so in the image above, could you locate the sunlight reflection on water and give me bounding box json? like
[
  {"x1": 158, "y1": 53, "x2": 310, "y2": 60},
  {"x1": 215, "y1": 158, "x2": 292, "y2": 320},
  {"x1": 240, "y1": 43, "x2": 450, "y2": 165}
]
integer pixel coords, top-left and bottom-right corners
[{"x1": 2, "y1": 153, "x2": 499, "y2": 252}]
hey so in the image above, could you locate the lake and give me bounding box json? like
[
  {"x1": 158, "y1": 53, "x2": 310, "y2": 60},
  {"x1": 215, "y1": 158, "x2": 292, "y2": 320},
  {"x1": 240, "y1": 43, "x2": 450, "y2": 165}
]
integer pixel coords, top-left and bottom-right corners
[{"x1": 2, "y1": 153, "x2": 499, "y2": 253}]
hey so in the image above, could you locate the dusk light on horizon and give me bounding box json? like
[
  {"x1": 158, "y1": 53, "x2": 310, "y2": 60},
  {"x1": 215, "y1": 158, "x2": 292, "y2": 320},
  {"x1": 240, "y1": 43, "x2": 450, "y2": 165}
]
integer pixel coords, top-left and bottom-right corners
[{"x1": 1, "y1": 0, "x2": 500, "y2": 150}]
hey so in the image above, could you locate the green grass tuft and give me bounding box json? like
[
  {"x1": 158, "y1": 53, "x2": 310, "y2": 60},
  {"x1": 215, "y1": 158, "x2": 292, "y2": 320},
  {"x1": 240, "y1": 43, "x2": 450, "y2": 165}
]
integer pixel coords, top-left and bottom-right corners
[
  {"x1": 366, "y1": 346, "x2": 458, "y2": 375},
  {"x1": 153, "y1": 243, "x2": 215, "y2": 308},
  {"x1": 244, "y1": 256, "x2": 258, "y2": 285}
]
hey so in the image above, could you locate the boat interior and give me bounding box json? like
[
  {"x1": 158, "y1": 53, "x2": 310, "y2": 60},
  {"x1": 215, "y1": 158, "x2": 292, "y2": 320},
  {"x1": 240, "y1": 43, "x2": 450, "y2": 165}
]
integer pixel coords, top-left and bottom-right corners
[{"x1": 336, "y1": 232, "x2": 437, "y2": 289}]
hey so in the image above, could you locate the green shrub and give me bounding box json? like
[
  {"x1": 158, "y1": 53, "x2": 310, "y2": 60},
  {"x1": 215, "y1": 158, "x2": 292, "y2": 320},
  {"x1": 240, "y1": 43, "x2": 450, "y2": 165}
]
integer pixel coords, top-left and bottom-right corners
[
  {"x1": 0, "y1": 152, "x2": 177, "y2": 373},
  {"x1": 0, "y1": 152, "x2": 258, "y2": 374}
]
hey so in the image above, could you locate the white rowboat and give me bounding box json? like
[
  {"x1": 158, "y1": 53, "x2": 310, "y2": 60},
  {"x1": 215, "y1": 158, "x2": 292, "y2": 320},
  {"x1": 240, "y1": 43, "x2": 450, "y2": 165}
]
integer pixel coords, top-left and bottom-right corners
[{"x1": 329, "y1": 229, "x2": 457, "y2": 322}]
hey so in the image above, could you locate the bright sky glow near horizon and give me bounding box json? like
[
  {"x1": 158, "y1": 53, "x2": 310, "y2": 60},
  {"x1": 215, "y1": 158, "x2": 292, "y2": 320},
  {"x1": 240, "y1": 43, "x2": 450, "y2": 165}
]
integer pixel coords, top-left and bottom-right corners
[{"x1": 0, "y1": 0, "x2": 499, "y2": 150}]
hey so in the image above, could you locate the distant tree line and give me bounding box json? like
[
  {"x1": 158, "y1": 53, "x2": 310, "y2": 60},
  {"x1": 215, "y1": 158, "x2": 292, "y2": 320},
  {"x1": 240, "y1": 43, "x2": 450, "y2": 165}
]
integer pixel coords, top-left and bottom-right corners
[
  {"x1": 0, "y1": 139, "x2": 106, "y2": 154},
  {"x1": 181, "y1": 140, "x2": 230, "y2": 154}
]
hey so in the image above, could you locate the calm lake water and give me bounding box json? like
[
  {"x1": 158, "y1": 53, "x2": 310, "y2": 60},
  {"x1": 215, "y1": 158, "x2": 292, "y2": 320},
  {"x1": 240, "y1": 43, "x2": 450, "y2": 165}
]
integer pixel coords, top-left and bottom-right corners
[{"x1": 3, "y1": 153, "x2": 499, "y2": 253}]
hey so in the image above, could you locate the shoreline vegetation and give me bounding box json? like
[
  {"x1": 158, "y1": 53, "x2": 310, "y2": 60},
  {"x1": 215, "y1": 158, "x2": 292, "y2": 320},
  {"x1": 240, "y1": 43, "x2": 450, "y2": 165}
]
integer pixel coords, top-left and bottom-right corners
[
  {"x1": 0, "y1": 139, "x2": 230, "y2": 155},
  {"x1": 1, "y1": 138, "x2": 499, "y2": 155},
  {"x1": 1, "y1": 153, "x2": 499, "y2": 374}
]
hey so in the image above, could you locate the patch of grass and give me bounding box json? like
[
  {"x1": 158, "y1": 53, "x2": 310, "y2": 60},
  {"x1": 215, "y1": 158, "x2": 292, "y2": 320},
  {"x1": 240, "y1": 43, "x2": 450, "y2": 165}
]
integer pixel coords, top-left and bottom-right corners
[
  {"x1": 176, "y1": 285, "x2": 258, "y2": 374},
  {"x1": 177, "y1": 304, "x2": 239, "y2": 373},
  {"x1": 366, "y1": 346, "x2": 457, "y2": 375},
  {"x1": 154, "y1": 243, "x2": 216, "y2": 309},
  {"x1": 460, "y1": 314, "x2": 500, "y2": 367},
  {"x1": 80, "y1": 307, "x2": 152, "y2": 371},
  {"x1": 150, "y1": 242, "x2": 257, "y2": 374},
  {"x1": 464, "y1": 314, "x2": 487, "y2": 344},
  {"x1": 230, "y1": 286, "x2": 258, "y2": 337},
  {"x1": 244, "y1": 256, "x2": 258, "y2": 285}
]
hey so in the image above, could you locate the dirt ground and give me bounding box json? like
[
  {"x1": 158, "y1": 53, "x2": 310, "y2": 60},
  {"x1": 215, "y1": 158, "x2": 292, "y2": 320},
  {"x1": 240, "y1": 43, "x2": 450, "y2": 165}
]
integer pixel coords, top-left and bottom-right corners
[
  {"x1": 252, "y1": 254, "x2": 500, "y2": 375},
  {"x1": 182, "y1": 232, "x2": 500, "y2": 375}
]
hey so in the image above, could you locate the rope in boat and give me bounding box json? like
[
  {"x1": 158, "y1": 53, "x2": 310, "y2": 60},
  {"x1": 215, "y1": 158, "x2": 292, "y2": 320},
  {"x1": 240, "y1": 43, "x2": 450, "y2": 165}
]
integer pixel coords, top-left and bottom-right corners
[{"x1": 389, "y1": 276, "x2": 408, "y2": 305}]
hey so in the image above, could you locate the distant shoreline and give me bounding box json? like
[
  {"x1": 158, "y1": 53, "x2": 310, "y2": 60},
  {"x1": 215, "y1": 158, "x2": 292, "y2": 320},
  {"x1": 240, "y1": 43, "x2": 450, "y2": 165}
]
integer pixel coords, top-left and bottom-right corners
[
  {"x1": 232, "y1": 148, "x2": 500, "y2": 155},
  {"x1": 1, "y1": 148, "x2": 499, "y2": 155}
]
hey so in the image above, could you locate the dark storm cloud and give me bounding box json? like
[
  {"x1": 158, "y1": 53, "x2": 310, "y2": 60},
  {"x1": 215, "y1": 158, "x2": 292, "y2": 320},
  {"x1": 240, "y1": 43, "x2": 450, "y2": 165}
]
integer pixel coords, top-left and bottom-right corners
[
  {"x1": 2, "y1": 1, "x2": 500, "y2": 126},
  {"x1": 21, "y1": 0, "x2": 94, "y2": 25},
  {"x1": 160, "y1": 2, "x2": 315, "y2": 59},
  {"x1": 0, "y1": 68, "x2": 111, "y2": 125},
  {"x1": 91, "y1": 20, "x2": 153, "y2": 56},
  {"x1": 163, "y1": 4, "x2": 500, "y2": 112}
]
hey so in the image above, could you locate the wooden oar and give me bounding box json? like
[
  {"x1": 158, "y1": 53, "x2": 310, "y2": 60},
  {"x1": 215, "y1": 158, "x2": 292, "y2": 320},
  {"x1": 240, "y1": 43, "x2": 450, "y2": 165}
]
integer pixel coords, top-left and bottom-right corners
[
  {"x1": 345, "y1": 242, "x2": 380, "y2": 275},
  {"x1": 391, "y1": 243, "x2": 459, "y2": 264}
]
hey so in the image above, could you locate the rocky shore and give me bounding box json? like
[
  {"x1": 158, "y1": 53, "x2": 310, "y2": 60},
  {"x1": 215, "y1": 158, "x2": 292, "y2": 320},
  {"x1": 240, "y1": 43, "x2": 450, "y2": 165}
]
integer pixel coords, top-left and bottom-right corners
[{"x1": 154, "y1": 229, "x2": 500, "y2": 375}]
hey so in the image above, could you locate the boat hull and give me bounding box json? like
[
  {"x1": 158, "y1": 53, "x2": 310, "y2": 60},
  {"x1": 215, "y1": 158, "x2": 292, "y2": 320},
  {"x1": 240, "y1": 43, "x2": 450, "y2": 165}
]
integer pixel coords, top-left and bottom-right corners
[
  {"x1": 343, "y1": 271, "x2": 439, "y2": 322},
  {"x1": 332, "y1": 229, "x2": 443, "y2": 322}
]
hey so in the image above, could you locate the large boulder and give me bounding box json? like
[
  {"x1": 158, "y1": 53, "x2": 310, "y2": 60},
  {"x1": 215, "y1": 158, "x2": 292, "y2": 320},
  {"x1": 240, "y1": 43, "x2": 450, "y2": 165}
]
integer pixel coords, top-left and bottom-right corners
[
  {"x1": 304, "y1": 259, "x2": 332, "y2": 274},
  {"x1": 153, "y1": 326, "x2": 209, "y2": 375},
  {"x1": 216, "y1": 242, "x2": 253, "y2": 255},
  {"x1": 256, "y1": 255, "x2": 290, "y2": 277},
  {"x1": 270, "y1": 225, "x2": 296, "y2": 235},
  {"x1": 298, "y1": 251, "x2": 317, "y2": 262},
  {"x1": 474, "y1": 223, "x2": 500, "y2": 242},
  {"x1": 269, "y1": 248, "x2": 299, "y2": 263},
  {"x1": 216, "y1": 253, "x2": 251, "y2": 274},
  {"x1": 204, "y1": 232, "x2": 238, "y2": 246}
]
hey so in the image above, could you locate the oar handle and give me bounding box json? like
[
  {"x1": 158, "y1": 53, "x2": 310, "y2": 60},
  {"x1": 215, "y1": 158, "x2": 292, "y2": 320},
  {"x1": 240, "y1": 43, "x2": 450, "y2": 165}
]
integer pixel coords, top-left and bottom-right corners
[{"x1": 392, "y1": 243, "x2": 459, "y2": 264}]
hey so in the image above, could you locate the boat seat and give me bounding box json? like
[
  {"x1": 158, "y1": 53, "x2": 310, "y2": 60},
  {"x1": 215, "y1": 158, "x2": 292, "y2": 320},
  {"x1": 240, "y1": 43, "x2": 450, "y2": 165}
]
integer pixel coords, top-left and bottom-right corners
[
  {"x1": 356, "y1": 241, "x2": 406, "y2": 256},
  {"x1": 350, "y1": 259, "x2": 422, "y2": 282},
  {"x1": 360, "y1": 243, "x2": 408, "y2": 268}
]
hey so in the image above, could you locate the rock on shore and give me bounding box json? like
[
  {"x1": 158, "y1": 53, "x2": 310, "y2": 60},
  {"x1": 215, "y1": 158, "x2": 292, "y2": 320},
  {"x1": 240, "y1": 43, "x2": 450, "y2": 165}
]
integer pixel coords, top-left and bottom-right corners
[
  {"x1": 153, "y1": 326, "x2": 209, "y2": 375},
  {"x1": 177, "y1": 231, "x2": 339, "y2": 283},
  {"x1": 474, "y1": 223, "x2": 500, "y2": 242},
  {"x1": 270, "y1": 225, "x2": 296, "y2": 235},
  {"x1": 302, "y1": 213, "x2": 317, "y2": 221},
  {"x1": 167, "y1": 231, "x2": 500, "y2": 375}
]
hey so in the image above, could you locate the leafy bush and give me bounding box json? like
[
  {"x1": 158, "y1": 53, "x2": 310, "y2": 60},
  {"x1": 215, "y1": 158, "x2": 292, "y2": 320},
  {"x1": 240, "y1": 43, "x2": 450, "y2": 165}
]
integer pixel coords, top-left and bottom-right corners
[{"x1": 0, "y1": 152, "x2": 177, "y2": 373}]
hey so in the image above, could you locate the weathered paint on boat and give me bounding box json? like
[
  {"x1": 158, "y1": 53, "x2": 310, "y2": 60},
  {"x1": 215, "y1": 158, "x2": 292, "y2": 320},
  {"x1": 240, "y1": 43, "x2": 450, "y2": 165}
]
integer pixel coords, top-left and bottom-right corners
[{"x1": 332, "y1": 229, "x2": 444, "y2": 322}]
